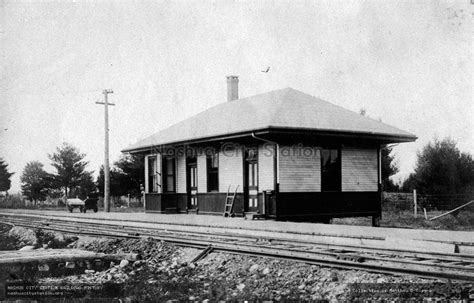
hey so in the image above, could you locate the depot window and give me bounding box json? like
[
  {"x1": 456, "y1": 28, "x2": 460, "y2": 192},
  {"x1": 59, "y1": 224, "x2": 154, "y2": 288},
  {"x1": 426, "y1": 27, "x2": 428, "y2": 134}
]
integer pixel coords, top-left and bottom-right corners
[
  {"x1": 148, "y1": 156, "x2": 159, "y2": 193},
  {"x1": 207, "y1": 151, "x2": 219, "y2": 192},
  {"x1": 321, "y1": 148, "x2": 341, "y2": 192},
  {"x1": 162, "y1": 157, "x2": 176, "y2": 193}
]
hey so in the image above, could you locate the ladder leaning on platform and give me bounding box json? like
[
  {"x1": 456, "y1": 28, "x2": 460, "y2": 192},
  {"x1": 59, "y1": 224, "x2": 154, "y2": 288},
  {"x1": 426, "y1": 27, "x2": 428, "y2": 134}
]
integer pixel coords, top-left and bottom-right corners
[{"x1": 224, "y1": 185, "x2": 239, "y2": 217}]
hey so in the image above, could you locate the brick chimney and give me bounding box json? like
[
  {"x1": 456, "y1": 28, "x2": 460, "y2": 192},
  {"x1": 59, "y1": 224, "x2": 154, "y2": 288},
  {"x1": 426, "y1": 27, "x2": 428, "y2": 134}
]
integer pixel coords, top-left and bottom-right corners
[{"x1": 226, "y1": 75, "x2": 239, "y2": 101}]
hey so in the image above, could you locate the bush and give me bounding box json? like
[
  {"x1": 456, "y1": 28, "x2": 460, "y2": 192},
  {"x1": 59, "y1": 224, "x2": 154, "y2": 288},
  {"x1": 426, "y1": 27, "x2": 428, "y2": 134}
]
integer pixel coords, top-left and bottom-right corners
[
  {"x1": 382, "y1": 192, "x2": 413, "y2": 212},
  {"x1": 455, "y1": 209, "x2": 474, "y2": 226},
  {"x1": 0, "y1": 193, "x2": 26, "y2": 208}
]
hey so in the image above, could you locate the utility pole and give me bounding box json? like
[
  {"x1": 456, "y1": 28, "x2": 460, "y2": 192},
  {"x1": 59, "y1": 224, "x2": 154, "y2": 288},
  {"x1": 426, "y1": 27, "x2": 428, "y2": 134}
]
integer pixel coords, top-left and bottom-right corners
[{"x1": 96, "y1": 89, "x2": 115, "y2": 212}]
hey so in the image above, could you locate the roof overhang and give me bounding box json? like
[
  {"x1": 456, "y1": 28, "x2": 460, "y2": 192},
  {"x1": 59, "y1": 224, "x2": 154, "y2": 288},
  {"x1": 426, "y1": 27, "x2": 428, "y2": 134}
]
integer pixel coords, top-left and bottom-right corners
[{"x1": 122, "y1": 127, "x2": 417, "y2": 154}]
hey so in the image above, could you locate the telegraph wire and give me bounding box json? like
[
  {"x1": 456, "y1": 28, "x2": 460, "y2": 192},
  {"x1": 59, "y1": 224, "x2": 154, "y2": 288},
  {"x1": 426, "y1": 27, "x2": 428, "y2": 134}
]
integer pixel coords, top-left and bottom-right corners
[{"x1": 4, "y1": 88, "x2": 103, "y2": 96}]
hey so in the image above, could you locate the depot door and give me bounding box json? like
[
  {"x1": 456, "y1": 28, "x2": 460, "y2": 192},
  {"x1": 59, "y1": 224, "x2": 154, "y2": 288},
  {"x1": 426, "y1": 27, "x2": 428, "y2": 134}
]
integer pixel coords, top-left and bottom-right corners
[
  {"x1": 244, "y1": 147, "x2": 259, "y2": 213},
  {"x1": 186, "y1": 158, "x2": 198, "y2": 210}
]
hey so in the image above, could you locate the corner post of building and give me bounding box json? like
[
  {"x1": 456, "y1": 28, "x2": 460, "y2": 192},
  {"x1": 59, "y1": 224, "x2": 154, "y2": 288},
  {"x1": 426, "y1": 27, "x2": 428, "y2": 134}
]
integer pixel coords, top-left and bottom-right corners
[
  {"x1": 372, "y1": 146, "x2": 382, "y2": 227},
  {"x1": 144, "y1": 155, "x2": 149, "y2": 211},
  {"x1": 273, "y1": 143, "x2": 280, "y2": 220}
]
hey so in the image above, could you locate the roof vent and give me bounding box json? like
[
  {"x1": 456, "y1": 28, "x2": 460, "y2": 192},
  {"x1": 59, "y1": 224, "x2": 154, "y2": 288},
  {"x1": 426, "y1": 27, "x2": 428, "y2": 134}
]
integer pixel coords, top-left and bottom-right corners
[{"x1": 226, "y1": 75, "x2": 239, "y2": 101}]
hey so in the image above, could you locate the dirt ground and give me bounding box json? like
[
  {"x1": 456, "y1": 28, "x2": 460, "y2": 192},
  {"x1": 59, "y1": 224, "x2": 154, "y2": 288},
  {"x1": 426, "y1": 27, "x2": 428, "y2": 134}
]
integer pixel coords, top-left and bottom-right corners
[{"x1": 1, "y1": 225, "x2": 471, "y2": 302}]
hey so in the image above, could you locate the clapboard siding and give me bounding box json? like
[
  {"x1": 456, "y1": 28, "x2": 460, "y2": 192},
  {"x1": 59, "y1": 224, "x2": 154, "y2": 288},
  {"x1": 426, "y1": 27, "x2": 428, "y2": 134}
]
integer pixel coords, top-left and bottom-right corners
[
  {"x1": 219, "y1": 147, "x2": 243, "y2": 193},
  {"x1": 258, "y1": 144, "x2": 274, "y2": 191},
  {"x1": 279, "y1": 145, "x2": 321, "y2": 192},
  {"x1": 144, "y1": 155, "x2": 149, "y2": 193},
  {"x1": 197, "y1": 153, "x2": 207, "y2": 193},
  {"x1": 176, "y1": 154, "x2": 186, "y2": 193},
  {"x1": 341, "y1": 148, "x2": 378, "y2": 192}
]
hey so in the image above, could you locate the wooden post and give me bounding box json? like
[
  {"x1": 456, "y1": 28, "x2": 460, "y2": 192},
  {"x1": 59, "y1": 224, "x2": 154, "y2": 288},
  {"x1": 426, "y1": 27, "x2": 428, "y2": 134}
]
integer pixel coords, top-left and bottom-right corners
[
  {"x1": 96, "y1": 89, "x2": 115, "y2": 213},
  {"x1": 413, "y1": 189, "x2": 417, "y2": 218},
  {"x1": 423, "y1": 208, "x2": 428, "y2": 220}
]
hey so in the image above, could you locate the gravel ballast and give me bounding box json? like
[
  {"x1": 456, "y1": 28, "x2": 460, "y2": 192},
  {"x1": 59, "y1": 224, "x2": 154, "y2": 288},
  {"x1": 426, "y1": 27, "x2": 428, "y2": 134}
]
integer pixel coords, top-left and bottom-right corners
[
  {"x1": 1, "y1": 225, "x2": 472, "y2": 301},
  {"x1": 40, "y1": 236, "x2": 473, "y2": 301}
]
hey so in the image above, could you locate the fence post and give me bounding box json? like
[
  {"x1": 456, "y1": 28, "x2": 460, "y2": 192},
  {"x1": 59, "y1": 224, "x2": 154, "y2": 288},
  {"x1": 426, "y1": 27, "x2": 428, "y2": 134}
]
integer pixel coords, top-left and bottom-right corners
[{"x1": 413, "y1": 189, "x2": 417, "y2": 218}]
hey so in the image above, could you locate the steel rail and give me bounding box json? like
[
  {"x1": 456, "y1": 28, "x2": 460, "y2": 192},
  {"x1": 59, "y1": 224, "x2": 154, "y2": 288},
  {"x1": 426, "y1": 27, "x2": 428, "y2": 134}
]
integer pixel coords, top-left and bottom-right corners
[
  {"x1": 0, "y1": 211, "x2": 386, "y2": 240},
  {"x1": 3, "y1": 215, "x2": 474, "y2": 265},
  {"x1": 3, "y1": 216, "x2": 474, "y2": 268},
  {"x1": 4, "y1": 220, "x2": 474, "y2": 281},
  {"x1": 2, "y1": 213, "x2": 473, "y2": 261},
  {"x1": 1, "y1": 216, "x2": 473, "y2": 281},
  {"x1": 2, "y1": 214, "x2": 474, "y2": 263}
]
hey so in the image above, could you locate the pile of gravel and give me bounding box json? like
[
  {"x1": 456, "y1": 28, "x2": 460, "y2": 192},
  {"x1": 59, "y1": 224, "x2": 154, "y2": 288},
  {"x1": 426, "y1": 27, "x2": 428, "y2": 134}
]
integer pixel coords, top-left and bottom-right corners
[
  {"x1": 42, "y1": 236, "x2": 472, "y2": 301},
  {"x1": 2, "y1": 226, "x2": 76, "y2": 250}
]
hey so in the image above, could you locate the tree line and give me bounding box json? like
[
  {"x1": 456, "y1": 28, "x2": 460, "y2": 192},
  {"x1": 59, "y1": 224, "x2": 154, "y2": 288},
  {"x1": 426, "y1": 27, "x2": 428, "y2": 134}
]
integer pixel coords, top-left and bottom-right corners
[
  {"x1": 0, "y1": 142, "x2": 144, "y2": 204},
  {"x1": 401, "y1": 137, "x2": 474, "y2": 196},
  {"x1": 369, "y1": 138, "x2": 474, "y2": 198}
]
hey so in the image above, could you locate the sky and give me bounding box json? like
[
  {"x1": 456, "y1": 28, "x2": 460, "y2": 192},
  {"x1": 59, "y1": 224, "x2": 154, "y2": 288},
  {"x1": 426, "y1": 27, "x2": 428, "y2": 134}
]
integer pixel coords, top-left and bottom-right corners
[{"x1": 1, "y1": 0, "x2": 472, "y2": 193}]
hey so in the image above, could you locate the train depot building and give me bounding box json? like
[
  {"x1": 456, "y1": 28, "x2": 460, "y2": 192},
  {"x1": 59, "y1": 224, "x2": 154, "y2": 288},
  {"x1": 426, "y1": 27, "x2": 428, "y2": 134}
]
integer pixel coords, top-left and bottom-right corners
[{"x1": 123, "y1": 76, "x2": 416, "y2": 226}]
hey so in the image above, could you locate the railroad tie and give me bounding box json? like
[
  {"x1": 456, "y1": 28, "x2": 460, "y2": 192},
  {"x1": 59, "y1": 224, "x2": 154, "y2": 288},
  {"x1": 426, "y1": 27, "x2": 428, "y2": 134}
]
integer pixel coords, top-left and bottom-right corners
[
  {"x1": 2, "y1": 213, "x2": 474, "y2": 282},
  {"x1": 189, "y1": 245, "x2": 214, "y2": 265}
]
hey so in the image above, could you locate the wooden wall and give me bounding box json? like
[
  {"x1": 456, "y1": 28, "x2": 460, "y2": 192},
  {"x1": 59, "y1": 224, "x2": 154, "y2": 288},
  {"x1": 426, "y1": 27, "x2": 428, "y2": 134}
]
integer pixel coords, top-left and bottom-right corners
[
  {"x1": 218, "y1": 146, "x2": 243, "y2": 193},
  {"x1": 145, "y1": 193, "x2": 161, "y2": 211},
  {"x1": 143, "y1": 145, "x2": 378, "y2": 195},
  {"x1": 258, "y1": 144, "x2": 274, "y2": 191},
  {"x1": 277, "y1": 191, "x2": 380, "y2": 219},
  {"x1": 279, "y1": 145, "x2": 321, "y2": 192},
  {"x1": 145, "y1": 193, "x2": 187, "y2": 213},
  {"x1": 176, "y1": 154, "x2": 186, "y2": 193},
  {"x1": 341, "y1": 147, "x2": 378, "y2": 192},
  {"x1": 144, "y1": 155, "x2": 149, "y2": 193},
  {"x1": 197, "y1": 154, "x2": 207, "y2": 193},
  {"x1": 277, "y1": 145, "x2": 378, "y2": 193},
  {"x1": 197, "y1": 193, "x2": 244, "y2": 215}
]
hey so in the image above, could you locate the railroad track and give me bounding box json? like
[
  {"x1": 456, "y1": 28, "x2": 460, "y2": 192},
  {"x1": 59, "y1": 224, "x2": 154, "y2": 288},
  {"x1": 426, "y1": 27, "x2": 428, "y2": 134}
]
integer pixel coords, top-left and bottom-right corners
[{"x1": 1, "y1": 213, "x2": 473, "y2": 282}]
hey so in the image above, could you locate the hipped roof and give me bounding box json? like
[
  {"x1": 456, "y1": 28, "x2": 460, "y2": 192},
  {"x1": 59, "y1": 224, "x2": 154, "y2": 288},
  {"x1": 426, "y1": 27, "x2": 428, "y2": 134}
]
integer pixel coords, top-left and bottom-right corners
[{"x1": 123, "y1": 88, "x2": 416, "y2": 153}]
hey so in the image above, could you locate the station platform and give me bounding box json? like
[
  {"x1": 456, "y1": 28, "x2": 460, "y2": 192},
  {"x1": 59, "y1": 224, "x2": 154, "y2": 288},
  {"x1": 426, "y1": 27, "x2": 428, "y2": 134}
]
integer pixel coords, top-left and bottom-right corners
[{"x1": 1, "y1": 209, "x2": 473, "y2": 254}]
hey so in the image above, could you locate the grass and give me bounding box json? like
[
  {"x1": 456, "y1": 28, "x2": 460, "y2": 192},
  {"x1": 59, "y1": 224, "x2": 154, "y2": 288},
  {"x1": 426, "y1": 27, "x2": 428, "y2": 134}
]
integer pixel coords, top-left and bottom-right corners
[
  {"x1": 59, "y1": 206, "x2": 144, "y2": 213},
  {"x1": 333, "y1": 209, "x2": 474, "y2": 231},
  {"x1": 106, "y1": 206, "x2": 144, "y2": 213}
]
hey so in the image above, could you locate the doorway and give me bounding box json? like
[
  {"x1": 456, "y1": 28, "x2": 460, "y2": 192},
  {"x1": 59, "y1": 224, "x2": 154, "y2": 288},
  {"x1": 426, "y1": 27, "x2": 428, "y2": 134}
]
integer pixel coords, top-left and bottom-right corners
[
  {"x1": 186, "y1": 157, "x2": 198, "y2": 210},
  {"x1": 244, "y1": 147, "x2": 259, "y2": 213}
]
